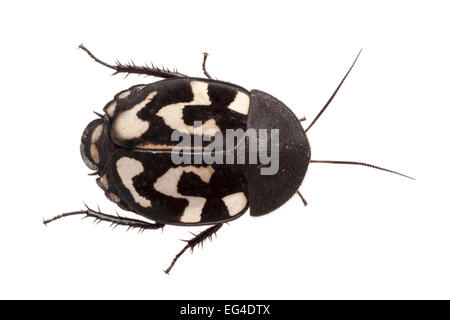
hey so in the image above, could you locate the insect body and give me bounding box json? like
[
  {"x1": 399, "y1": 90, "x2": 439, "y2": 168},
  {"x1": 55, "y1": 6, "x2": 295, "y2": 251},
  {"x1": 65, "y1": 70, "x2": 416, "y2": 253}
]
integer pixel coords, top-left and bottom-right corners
[{"x1": 44, "y1": 45, "x2": 413, "y2": 273}]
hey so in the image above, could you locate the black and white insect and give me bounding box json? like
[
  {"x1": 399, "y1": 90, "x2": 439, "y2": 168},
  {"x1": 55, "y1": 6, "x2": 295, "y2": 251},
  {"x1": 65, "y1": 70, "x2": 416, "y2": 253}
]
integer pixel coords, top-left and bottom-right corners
[{"x1": 44, "y1": 45, "x2": 413, "y2": 273}]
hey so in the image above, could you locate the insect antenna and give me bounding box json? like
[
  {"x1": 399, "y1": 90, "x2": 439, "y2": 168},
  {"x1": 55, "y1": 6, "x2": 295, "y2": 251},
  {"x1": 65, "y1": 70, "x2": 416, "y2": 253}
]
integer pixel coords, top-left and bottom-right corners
[
  {"x1": 305, "y1": 49, "x2": 362, "y2": 133},
  {"x1": 309, "y1": 160, "x2": 414, "y2": 180}
]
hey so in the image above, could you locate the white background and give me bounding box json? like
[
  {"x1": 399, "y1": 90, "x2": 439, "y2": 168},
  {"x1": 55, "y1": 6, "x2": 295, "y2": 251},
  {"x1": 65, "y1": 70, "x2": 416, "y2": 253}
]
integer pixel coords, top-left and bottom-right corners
[{"x1": 0, "y1": 0, "x2": 449, "y2": 299}]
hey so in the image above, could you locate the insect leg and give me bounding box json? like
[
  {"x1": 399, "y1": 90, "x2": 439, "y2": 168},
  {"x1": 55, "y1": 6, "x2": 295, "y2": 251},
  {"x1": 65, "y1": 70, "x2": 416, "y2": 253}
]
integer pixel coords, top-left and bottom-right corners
[
  {"x1": 296, "y1": 191, "x2": 308, "y2": 206},
  {"x1": 164, "y1": 223, "x2": 223, "y2": 274},
  {"x1": 43, "y1": 204, "x2": 164, "y2": 231},
  {"x1": 202, "y1": 52, "x2": 213, "y2": 79},
  {"x1": 79, "y1": 44, "x2": 187, "y2": 78}
]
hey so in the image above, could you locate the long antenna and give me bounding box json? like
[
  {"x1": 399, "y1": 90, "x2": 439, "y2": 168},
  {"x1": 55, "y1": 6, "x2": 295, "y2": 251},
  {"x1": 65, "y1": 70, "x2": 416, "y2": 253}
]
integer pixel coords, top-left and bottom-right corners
[
  {"x1": 305, "y1": 49, "x2": 362, "y2": 133},
  {"x1": 309, "y1": 160, "x2": 415, "y2": 180}
]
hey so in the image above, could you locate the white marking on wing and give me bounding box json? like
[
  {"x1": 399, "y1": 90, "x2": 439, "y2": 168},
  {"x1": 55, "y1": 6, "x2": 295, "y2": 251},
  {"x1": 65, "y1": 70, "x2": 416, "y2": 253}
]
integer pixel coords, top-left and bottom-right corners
[
  {"x1": 116, "y1": 157, "x2": 152, "y2": 208},
  {"x1": 156, "y1": 81, "x2": 220, "y2": 135},
  {"x1": 153, "y1": 166, "x2": 214, "y2": 223},
  {"x1": 222, "y1": 192, "x2": 247, "y2": 216},
  {"x1": 227, "y1": 91, "x2": 250, "y2": 115},
  {"x1": 112, "y1": 91, "x2": 157, "y2": 141}
]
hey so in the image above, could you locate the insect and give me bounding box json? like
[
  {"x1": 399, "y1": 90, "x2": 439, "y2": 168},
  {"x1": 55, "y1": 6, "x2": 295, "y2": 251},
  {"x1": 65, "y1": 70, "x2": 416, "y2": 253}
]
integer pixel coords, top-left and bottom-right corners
[{"x1": 44, "y1": 45, "x2": 413, "y2": 274}]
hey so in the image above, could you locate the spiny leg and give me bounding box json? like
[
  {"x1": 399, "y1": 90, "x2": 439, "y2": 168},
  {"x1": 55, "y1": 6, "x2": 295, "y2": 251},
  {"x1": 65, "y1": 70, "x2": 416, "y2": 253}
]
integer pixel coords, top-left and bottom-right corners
[
  {"x1": 43, "y1": 204, "x2": 164, "y2": 231},
  {"x1": 164, "y1": 223, "x2": 223, "y2": 274},
  {"x1": 296, "y1": 191, "x2": 308, "y2": 206},
  {"x1": 79, "y1": 44, "x2": 187, "y2": 79},
  {"x1": 299, "y1": 117, "x2": 307, "y2": 122},
  {"x1": 202, "y1": 52, "x2": 213, "y2": 79}
]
